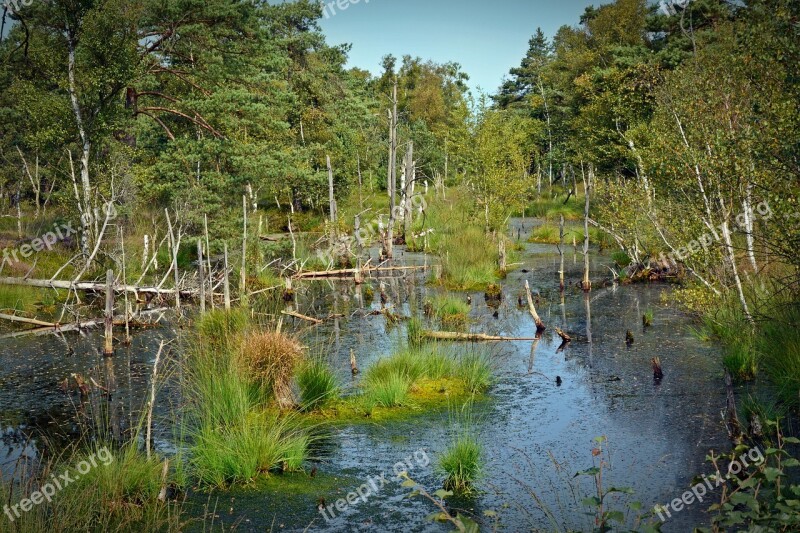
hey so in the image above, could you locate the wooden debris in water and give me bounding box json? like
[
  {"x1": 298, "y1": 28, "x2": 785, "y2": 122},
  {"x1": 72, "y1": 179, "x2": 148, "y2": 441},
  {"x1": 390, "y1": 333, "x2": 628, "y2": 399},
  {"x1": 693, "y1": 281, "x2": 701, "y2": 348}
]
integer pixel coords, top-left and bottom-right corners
[
  {"x1": 423, "y1": 330, "x2": 542, "y2": 342},
  {"x1": 524, "y1": 280, "x2": 546, "y2": 332},
  {"x1": 651, "y1": 357, "x2": 663, "y2": 381},
  {"x1": 350, "y1": 348, "x2": 359, "y2": 375},
  {"x1": 555, "y1": 327, "x2": 571, "y2": 342}
]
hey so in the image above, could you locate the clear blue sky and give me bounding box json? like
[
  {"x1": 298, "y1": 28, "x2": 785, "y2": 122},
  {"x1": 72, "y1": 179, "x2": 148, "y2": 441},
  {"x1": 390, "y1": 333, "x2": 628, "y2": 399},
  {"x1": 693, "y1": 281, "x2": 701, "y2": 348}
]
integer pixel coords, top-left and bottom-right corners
[{"x1": 316, "y1": 0, "x2": 599, "y2": 95}]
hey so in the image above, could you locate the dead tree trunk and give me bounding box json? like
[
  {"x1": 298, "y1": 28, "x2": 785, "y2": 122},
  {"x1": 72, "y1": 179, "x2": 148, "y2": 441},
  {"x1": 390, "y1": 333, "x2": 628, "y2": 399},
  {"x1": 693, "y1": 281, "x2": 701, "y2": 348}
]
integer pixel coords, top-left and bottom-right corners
[
  {"x1": 582, "y1": 172, "x2": 591, "y2": 292},
  {"x1": 197, "y1": 239, "x2": 206, "y2": 314},
  {"x1": 403, "y1": 141, "x2": 414, "y2": 240},
  {"x1": 165, "y1": 210, "x2": 180, "y2": 311},
  {"x1": 103, "y1": 269, "x2": 114, "y2": 357},
  {"x1": 223, "y1": 242, "x2": 231, "y2": 311},
  {"x1": 327, "y1": 155, "x2": 337, "y2": 241},
  {"x1": 498, "y1": 236, "x2": 507, "y2": 275},
  {"x1": 558, "y1": 215, "x2": 565, "y2": 292},
  {"x1": 241, "y1": 195, "x2": 247, "y2": 301},
  {"x1": 383, "y1": 78, "x2": 398, "y2": 260},
  {"x1": 525, "y1": 280, "x2": 546, "y2": 332}
]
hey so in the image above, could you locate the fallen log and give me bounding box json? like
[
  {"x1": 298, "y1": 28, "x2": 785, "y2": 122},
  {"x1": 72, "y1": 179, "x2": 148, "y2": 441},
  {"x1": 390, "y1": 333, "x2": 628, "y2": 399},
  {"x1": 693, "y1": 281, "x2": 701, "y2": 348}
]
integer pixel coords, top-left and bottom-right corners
[
  {"x1": 0, "y1": 276, "x2": 198, "y2": 297},
  {"x1": 281, "y1": 310, "x2": 322, "y2": 324},
  {"x1": 293, "y1": 265, "x2": 428, "y2": 280},
  {"x1": 423, "y1": 330, "x2": 542, "y2": 342},
  {"x1": 0, "y1": 308, "x2": 169, "y2": 340},
  {"x1": 0, "y1": 313, "x2": 57, "y2": 328}
]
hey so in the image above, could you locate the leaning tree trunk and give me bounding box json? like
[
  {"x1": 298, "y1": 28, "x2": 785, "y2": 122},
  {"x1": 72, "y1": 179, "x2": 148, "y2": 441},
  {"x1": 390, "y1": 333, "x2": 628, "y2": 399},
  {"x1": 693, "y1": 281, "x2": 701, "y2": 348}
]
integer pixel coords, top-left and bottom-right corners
[{"x1": 67, "y1": 33, "x2": 94, "y2": 256}]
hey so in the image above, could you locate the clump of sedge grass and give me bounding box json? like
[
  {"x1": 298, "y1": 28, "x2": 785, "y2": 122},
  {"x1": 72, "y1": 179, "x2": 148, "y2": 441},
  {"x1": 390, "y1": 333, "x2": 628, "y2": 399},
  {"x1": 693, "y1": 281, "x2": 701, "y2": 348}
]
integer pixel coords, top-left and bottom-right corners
[
  {"x1": 296, "y1": 359, "x2": 340, "y2": 411},
  {"x1": 425, "y1": 295, "x2": 470, "y2": 326},
  {"x1": 191, "y1": 412, "x2": 308, "y2": 487},
  {"x1": 438, "y1": 405, "x2": 483, "y2": 495}
]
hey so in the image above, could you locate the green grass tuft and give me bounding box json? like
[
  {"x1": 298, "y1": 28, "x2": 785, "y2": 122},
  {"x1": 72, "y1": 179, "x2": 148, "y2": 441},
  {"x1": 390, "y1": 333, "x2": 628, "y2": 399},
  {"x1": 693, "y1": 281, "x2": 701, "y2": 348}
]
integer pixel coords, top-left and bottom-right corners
[{"x1": 296, "y1": 359, "x2": 340, "y2": 411}]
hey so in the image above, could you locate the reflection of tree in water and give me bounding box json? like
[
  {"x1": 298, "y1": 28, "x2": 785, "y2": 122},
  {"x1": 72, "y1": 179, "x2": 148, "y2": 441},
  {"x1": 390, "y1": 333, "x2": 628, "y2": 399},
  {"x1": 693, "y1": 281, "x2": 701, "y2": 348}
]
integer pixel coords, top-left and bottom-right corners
[{"x1": 1, "y1": 425, "x2": 41, "y2": 482}]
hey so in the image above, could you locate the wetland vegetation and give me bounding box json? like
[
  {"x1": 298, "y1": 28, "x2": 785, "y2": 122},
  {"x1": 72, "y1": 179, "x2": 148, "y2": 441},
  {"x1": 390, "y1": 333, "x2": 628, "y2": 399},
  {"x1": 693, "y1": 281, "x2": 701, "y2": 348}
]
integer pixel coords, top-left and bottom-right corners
[{"x1": 1, "y1": 0, "x2": 799, "y2": 531}]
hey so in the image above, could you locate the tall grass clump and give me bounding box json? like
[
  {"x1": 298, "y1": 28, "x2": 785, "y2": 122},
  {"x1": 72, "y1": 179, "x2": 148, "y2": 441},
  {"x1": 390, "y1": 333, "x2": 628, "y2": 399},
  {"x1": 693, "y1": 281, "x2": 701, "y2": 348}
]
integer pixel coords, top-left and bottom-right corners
[
  {"x1": 196, "y1": 308, "x2": 250, "y2": 352},
  {"x1": 296, "y1": 359, "x2": 340, "y2": 411},
  {"x1": 186, "y1": 324, "x2": 310, "y2": 488},
  {"x1": 237, "y1": 331, "x2": 305, "y2": 409},
  {"x1": 702, "y1": 298, "x2": 758, "y2": 382},
  {"x1": 438, "y1": 406, "x2": 483, "y2": 495},
  {"x1": 757, "y1": 304, "x2": 800, "y2": 405},
  {"x1": 426, "y1": 294, "x2": 470, "y2": 325},
  {"x1": 455, "y1": 349, "x2": 494, "y2": 393},
  {"x1": 191, "y1": 412, "x2": 308, "y2": 487},
  {"x1": 436, "y1": 226, "x2": 498, "y2": 290},
  {"x1": 407, "y1": 316, "x2": 424, "y2": 347},
  {"x1": 0, "y1": 442, "x2": 185, "y2": 532}
]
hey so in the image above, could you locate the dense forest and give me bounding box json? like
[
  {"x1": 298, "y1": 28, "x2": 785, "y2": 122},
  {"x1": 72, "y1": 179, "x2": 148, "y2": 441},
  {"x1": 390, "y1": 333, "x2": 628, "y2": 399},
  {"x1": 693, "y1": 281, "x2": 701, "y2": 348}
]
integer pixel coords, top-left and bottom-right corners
[{"x1": 1, "y1": 0, "x2": 799, "y2": 531}]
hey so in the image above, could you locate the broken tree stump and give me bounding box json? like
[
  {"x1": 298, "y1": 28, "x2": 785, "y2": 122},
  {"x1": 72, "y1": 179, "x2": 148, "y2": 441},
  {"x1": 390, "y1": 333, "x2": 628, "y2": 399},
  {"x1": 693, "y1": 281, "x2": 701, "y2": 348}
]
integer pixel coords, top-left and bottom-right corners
[{"x1": 525, "y1": 280, "x2": 546, "y2": 332}]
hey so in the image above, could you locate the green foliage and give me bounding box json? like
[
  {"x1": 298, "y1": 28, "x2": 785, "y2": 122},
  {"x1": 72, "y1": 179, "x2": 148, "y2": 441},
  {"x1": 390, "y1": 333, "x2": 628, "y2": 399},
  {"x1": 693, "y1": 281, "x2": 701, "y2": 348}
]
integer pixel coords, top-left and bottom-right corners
[
  {"x1": 435, "y1": 226, "x2": 499, "y2": 290},
  {"x1": 0, "y1": 443, "x2": 185, "y2": 531},
  {"x1": 426, "y1": 294, "x2": 470, "y2": 326},
  {"x1": 757, "y1": 304, "x2": 800, "y2": 406},
  {"x1": 191, "y1": 412, "x2": 308, "y2": 488},
  {"x1": 699, "y1": 425, "x2": 800, "y2": 532},
  {"x1": 438, "y1": 406, "x2": 483, "y2": 495},
  {"x1": 455, "y1": 350, "x2": 494, "y2": 394},
  {"x1": 296, "y1": 359, "x2": 340, "y2": 412}
]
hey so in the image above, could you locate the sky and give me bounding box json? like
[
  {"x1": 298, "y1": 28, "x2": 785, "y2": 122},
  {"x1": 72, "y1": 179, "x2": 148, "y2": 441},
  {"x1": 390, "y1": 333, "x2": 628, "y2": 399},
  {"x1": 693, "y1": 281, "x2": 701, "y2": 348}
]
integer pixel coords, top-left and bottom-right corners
[{"x1": 317, "y1": 0, "x2": 599, "y2": 95}]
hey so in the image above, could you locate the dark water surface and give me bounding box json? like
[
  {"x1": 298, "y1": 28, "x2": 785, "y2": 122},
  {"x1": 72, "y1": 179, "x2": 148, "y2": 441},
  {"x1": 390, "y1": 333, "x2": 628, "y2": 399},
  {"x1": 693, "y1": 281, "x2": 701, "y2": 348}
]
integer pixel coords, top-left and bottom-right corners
[{"x1": 0, "y1": 220, "x2": 731, "y2": 532}]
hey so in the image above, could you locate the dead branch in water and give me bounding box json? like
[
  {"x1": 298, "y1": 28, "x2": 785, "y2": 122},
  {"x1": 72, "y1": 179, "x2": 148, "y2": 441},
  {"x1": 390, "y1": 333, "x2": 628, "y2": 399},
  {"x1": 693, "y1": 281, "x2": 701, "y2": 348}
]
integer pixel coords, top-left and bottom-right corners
[
  {"x1": 0, "y1": 307, "x2": 169, "y2": 340},
  {"x1": 524, "y1": 280, "x2": 546, "y2": 332},
  {"x1": 423, "y1": 330, "x2": 542, "y2": 342},
  {"x1": 293, "y1": 265, "x2": 428, "y2": 280}
]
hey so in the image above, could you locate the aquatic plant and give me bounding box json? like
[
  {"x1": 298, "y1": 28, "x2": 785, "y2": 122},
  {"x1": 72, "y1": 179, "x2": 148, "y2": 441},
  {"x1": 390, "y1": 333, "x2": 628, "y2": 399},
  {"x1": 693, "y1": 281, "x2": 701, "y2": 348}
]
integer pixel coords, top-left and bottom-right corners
[
  {"x1": 296, "y1": 359, "x2": 340, "y2": 411},
  {"x1": 191, "y1": 412, "x2": 308, "y2": 487},
  {"x1": 364, "y1": 371, "x2": 413, "y2": 408},
  {"x1": 407, "y1": 316, "x2": 425, "y2": 347},
  {"x1": 643, "y1": 309, "x2": 654, "y2": 328},
  {"x1": 437, "y1": 411, "x2": 483, "y2": 495},
  {"x1": 425, "y1": 295, "x2": 470, "y2": 325},
  {"x1": 455, "y1": 350, "x2": 494, "y2": 393},
  {"x1": 196, "y1": 308, "x2": 250, "y2": 352}
]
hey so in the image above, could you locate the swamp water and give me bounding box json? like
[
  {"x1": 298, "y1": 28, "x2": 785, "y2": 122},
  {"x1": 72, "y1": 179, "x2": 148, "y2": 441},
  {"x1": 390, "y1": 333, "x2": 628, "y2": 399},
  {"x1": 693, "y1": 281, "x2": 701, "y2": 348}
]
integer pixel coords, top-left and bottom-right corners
[{"x1": 0, "y1": 219, "x2": 730, "y2": 532}]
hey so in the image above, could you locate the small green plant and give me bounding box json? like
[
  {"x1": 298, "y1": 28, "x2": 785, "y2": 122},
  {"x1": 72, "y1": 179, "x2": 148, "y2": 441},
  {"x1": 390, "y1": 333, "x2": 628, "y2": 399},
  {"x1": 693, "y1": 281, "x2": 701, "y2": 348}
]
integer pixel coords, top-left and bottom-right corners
[
  {"x1": 643, "y1": 309, "x2": 654, "y2": 328},
  {"x1": 364, "y1": 371, "x2": 412, "y2": 408},
  {"x1": 701, "y1": 421, "x2": 800, "y2": 532},
  {"x1": 437, "y1": 411, "x2": 483, "y2": 495},
  {"x1": 400, "y1": 472, "x2": 486, "y2": 532},
  {"x1": 574, "y1": 436, "x2": 650, "y2": 533},
  {"x1": 296, "y1": 359, "x2": 340, "y2": 411},
  {"x1": 455, "y1": 350, "x2": 493, "y2": 393}
]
